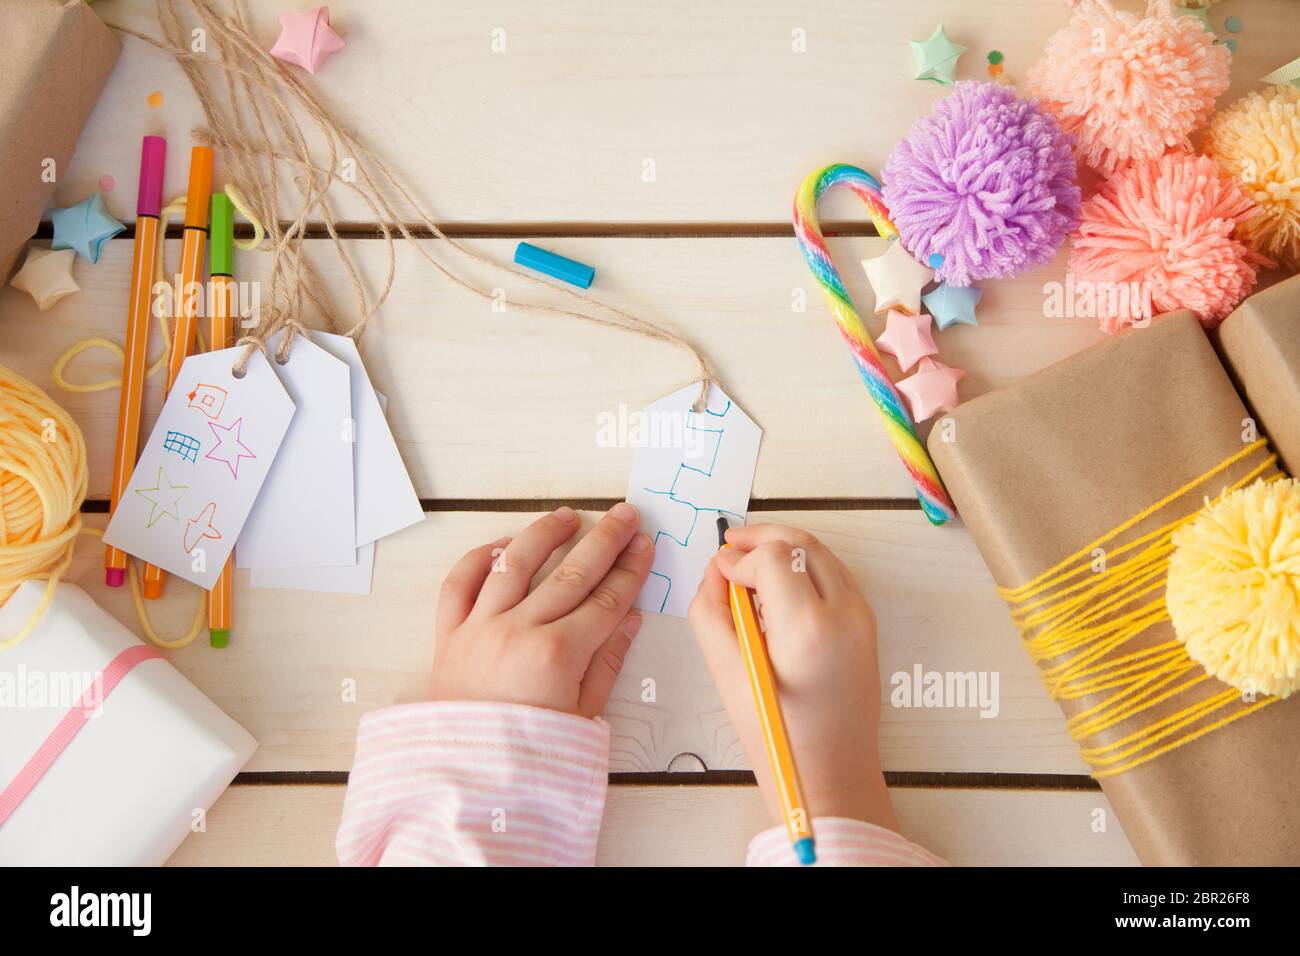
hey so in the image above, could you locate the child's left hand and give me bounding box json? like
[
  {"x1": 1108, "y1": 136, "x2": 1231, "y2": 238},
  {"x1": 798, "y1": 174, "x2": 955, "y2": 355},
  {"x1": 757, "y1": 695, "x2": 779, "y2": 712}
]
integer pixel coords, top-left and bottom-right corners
[{"x1": 429, "y1": 504, "x2": 654, "y2": 718}]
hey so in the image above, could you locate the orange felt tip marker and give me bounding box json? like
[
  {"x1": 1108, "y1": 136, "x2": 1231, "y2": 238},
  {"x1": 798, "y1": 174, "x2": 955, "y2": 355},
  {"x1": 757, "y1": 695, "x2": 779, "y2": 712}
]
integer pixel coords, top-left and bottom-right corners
[
  {"x1": 142, "y1": 145, "x2": 213, "y2": 600},
  {"x1": 105, "y1": 136, "x2": 166, "y2": 587},
  {"x1": 716, "y1": 515, "x2": 816, "y2": 865}
]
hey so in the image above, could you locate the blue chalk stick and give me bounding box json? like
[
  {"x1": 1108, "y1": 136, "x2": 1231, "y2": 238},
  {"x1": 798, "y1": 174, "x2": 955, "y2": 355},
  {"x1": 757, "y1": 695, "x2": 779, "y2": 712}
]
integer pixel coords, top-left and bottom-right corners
[{"x1": 514, "y1": 242, "x2": 595, "y2": 289}]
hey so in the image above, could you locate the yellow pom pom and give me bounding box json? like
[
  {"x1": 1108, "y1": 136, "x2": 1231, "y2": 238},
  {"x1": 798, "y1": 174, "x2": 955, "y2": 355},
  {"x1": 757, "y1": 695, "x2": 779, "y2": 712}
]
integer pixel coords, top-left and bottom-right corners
[
  {"x1": 1167, "y1": 479, "x2": 1300, "y2": 698},
  {"x1": 1202, "y1": 85, "x2": 1300, "y2": 271}
]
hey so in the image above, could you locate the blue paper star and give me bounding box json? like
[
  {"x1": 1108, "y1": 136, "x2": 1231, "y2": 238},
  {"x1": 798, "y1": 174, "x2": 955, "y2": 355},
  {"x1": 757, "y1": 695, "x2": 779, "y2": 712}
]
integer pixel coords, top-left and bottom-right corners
[
  {"x1": 923, "y1": 282, "x2": 982, "y2": 331},
  {"x1": 49, "y1": 192, "x2": 125, "y2": 264}
]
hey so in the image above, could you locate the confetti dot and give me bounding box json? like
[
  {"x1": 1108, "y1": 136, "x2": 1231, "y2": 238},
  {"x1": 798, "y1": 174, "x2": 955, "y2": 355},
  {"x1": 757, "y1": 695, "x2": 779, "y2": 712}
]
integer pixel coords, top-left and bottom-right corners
[
  {"x1": 988, "y1": 63, "x2": 1004, "y2": 77},
  {"x1": 147, "y1": 91, "x2": 164, "y2": 109},
  {"x1": 928, "y1": 252, "x2": 944, "y2": 268},
  {"x1": 99, "y1": 174, "x2": 116, "y2": 192},
  {"x1": 1225, "y1": 38, "x2": 1238, "y2": 54},
  {"x1": 987, "y1": 50, "x2": 1003, "y2": 65},
  {"x1": 1225, "y1": 16, "x2": 1242, "y2": 34}
]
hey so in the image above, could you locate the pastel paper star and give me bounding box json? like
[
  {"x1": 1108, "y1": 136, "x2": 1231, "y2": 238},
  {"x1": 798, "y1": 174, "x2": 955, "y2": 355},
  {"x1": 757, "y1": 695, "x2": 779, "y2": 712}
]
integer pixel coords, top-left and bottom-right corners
[
  {"x1": 9, "y1": 247, "x2": 79, "y2": 310},
  {"x1": 269, "y1": 6, "x2": 346, "y2": 74},
  {"x1": 134, "y1": 467, "x2": 189, "y2": 527},
  {"x1": 896, "y1": 357, "x2": 965, "y2": 423},
  {"x1": 49, "y1": 192, "x2": 124, "y2": 264},
  {"x1": 861, "y1": 240, "x2": 934, "y2": 315},
  {"x1": 923, "y1": 282, "x2": 983, "y2": 331},
  {"x1": 875, "y1": 309, "x2": 938, "y2": 373},
  {"x1": 206, "y1": 416, "x2": 257, "y2": 479},
  {"x1": 909, "y1": 24, "x2": 966, "y2": 85}
]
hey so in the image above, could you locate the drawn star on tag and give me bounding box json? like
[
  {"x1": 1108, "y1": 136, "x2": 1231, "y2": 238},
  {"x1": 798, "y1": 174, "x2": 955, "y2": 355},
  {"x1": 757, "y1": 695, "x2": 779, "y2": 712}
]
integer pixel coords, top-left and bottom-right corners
[
  {"x1": 206, "y1": 417, "x2": 257, "y2": 479},
  {"x1": 134, "y1": 468, "x2": 189, "y2": 527}
]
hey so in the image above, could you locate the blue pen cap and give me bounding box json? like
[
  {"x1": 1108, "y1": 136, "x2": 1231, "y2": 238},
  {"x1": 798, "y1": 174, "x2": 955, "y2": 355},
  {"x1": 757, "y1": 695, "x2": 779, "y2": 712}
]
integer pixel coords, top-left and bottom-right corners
[
  {"x1": 514, "y1": 242, "x2": 595, "y2": 289},
  {"x1": 793, "y1": 838, "x2": 817, "y2": 866}
]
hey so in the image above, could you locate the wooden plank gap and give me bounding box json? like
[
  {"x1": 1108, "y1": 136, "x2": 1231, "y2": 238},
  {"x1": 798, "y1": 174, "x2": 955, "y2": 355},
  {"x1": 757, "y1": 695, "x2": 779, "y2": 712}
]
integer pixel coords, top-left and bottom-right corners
[
  {"x1": 81, "y1": 497, "x2": 923, "y2": 514},
  {"x1": 33, "y1": 221, "x2": 883, "y2": 241},
  {"x1": 231, "y1": 770, "x2": 1100, "y2": 793}
]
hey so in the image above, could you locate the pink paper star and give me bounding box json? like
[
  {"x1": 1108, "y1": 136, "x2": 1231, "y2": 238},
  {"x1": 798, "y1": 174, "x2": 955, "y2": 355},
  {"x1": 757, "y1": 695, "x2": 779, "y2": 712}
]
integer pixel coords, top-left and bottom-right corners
[
  {"x1": 206, "y1": 417, "x2": 257, "y2": 479},
  {"x1": 896, "y1": 357, "x2": 965, "y2": 422},
  {"x1": 269, "y1": 6, "x2": 346, "y2": 74},
  {"x1": 875, "y1": 309, "x2": 938, "y2": 372}
]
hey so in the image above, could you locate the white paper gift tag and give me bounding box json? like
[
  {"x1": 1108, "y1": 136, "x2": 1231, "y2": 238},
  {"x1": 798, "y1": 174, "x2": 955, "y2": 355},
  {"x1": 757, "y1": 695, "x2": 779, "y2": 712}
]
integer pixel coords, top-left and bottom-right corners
[
  {"x1": 249, "y1": 542, "x2": 376, "y2": 595},
  {"x1": 625, "y1": 382, "x2": 762, "y2": 617},
  {"x1": 310, "y1": 330, "x2": 422, "y2": 546},
  {"x1": 237, "y1": 331, "x2": 356, "y2": 569},
  {"x1": 102, "y1": 347, "x2": 294, "y2": 589}
]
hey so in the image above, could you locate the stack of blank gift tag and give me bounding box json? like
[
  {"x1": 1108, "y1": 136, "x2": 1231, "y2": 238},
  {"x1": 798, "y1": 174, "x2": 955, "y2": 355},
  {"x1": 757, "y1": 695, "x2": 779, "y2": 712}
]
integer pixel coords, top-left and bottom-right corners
[{"x1": 236, "y1": 330, "x2": 423, "y2": 595}]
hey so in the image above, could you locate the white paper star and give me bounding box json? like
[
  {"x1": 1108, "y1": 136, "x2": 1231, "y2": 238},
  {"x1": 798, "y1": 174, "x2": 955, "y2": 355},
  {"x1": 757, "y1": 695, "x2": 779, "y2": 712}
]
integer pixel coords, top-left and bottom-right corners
[
  {"x1": 9, "y1": 247, "x2": 79, "y2": 311},
  {"x1": 861, "y1": 241, "x2": 935, "y2": 315}
]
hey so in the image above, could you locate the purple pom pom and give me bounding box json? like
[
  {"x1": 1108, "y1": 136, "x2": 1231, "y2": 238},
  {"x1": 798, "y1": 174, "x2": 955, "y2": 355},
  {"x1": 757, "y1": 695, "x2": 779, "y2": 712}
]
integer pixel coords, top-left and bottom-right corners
[{"x1": 882, "y1": 81, "x2": 1081, "y2": 287}]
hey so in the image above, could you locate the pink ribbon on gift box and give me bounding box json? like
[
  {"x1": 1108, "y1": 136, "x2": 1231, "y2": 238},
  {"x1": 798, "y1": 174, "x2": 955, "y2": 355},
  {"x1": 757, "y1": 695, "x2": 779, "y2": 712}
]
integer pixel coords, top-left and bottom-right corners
[{"x1": 0, "y1": 644, "x2": 163, "y2": 828}]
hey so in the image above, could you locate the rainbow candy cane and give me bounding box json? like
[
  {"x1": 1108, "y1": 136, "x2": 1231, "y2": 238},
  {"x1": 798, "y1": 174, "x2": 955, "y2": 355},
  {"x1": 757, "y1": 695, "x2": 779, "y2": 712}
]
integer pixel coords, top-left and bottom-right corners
[{"x1": 793, "y1": 164, "x2": 956, "y2": 526}]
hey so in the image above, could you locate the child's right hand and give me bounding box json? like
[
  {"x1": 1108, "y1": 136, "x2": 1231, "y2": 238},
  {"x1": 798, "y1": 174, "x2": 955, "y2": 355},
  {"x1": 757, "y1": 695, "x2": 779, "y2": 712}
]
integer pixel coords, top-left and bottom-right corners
[{"x1": 688, "y1": 523, "x2": 898, "y2": 832}]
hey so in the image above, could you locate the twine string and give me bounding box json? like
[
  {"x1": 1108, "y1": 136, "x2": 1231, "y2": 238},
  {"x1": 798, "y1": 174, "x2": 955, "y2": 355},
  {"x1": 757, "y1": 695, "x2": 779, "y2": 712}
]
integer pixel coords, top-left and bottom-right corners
[{"x1": 109, "y1": 0, "x2": 713, "y2": 409}]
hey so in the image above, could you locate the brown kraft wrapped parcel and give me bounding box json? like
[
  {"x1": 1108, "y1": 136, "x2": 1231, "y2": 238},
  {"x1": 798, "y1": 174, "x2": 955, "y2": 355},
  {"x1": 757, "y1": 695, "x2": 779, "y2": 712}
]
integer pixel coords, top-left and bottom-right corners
[
  {"x1": 928, "y1": 311, "x2": 1300, "y2": 865},
  {"x1": 0, "y1": 0, "x2": 120, "y2": 280},
  {"x1": 1216, "y1": 274, "x2": 1300, "y2": 476}
]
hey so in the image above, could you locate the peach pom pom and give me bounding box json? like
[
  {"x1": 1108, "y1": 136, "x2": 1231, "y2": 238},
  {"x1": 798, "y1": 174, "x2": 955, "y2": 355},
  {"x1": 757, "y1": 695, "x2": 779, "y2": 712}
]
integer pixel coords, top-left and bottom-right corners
[
  {"x1": 1167, "y1": 479, "x2": 1300, "y2": 700},
  {"x1": 1070, "y1": 153, "x2": 1263, "y2": 332},
  {"x1": 1029, "y1": 0, "x2": 1230, "y2": 175},
  {"x1": 1202, "y1": 85, "x2": 1300, "y2": 272}
]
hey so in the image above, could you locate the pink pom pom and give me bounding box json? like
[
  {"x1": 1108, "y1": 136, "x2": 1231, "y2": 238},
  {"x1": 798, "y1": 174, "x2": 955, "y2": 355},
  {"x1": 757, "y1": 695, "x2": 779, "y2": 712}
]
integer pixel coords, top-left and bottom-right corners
[
  {"x1": 1028, "y1": 0, "x2": 1230, "y2": 175},
  {"x1": 1070, "y1": 153, "x2": 1264, "y2": 333}
]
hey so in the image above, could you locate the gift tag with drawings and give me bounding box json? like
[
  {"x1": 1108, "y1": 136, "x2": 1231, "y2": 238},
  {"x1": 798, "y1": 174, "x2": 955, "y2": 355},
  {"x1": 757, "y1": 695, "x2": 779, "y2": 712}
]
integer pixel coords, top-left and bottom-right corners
[
  {"x1": 237, "y1": 330, "x2": 357, "y2": 569},
  {"x1": 625, "y1": 382, "x2": 762, "y2": 618},
  {"x1": 102, "y1": 346, "x2": 295, "y2": 590}
]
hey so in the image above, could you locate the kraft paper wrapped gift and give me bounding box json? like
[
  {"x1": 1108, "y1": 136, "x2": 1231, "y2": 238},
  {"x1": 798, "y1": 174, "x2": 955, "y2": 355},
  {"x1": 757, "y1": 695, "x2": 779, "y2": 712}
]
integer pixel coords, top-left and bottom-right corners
[
  {"x1": 0, "y1": 0, "x2": 120, "y2": 280},
  {"x1": 929, "y1": 311, "x2": 1300, "y2": 866},
  {"x1": 0, "y1": 582, "x2": 256, "y2": 865},
  {"x1": 1216, "y1": 274, "x2": 1300, "y2": 477}
]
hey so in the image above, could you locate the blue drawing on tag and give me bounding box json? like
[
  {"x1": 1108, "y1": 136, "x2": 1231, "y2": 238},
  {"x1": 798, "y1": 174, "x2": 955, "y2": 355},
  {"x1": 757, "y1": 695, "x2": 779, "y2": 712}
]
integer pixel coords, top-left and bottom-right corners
[
  {"x1": 163, "y1": 430, "x2": 201, "y2": 464},
  {"x1": 641, "y1": 400, "x2": 743, "y2": 613}
]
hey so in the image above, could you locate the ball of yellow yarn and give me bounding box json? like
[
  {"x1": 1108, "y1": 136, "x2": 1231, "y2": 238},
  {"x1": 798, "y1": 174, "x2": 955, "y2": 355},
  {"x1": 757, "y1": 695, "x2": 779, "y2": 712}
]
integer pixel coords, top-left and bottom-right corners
[
  {"x1": 0, "y1": 364, "x2": 88, "y2": 647},
  {"x1": 1202, "y1": 85, "x2": 1300, "y2": 271},
  {"x1": 1167, "y1": 479, "x2": 1300, "y2": 698}
]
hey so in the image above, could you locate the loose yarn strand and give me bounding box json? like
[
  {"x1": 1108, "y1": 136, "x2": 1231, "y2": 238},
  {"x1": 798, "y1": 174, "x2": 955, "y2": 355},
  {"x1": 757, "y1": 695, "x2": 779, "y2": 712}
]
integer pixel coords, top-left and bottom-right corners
[{"x1": 997, "y1": 439, "x2": 1280, "y2": 778}]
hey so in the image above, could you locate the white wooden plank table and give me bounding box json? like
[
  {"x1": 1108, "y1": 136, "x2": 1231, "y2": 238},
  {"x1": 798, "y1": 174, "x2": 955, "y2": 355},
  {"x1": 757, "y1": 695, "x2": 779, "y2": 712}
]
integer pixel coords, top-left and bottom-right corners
[{"x1": 5, "y1": 0, "x2": 1289, "y2": 865}]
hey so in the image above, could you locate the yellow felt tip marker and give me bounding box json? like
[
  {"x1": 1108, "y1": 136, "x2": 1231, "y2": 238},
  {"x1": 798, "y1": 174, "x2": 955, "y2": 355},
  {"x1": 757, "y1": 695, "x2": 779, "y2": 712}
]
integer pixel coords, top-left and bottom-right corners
[{"x1": 716, "y1": 514, "x2": 816, "y2": 865}]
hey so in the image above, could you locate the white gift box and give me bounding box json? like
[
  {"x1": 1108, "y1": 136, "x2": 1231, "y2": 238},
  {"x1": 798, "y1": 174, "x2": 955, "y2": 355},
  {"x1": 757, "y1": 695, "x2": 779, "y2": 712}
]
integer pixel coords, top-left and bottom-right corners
[{"x1": 0, "y1": 582, "x2": 256, "y2": 865}]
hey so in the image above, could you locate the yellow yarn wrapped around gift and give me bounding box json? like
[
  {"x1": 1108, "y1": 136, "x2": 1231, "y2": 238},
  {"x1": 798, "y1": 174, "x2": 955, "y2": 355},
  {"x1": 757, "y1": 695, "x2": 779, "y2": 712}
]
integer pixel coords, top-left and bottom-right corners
[
  {"x1": 1167, "y1": 479, "x2": 1300, "y2": 698},
  {"x1": 1202, "y1": 85, "x2": 1300, "y2": 271}
]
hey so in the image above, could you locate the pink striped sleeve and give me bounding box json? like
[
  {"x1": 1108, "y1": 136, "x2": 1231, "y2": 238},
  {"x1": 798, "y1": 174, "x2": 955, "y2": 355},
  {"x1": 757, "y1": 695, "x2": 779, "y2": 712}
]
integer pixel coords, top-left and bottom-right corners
[
  {"x1": 747, "y1": 817, "x2": 948, "y2": 867},
  {"x1": 336, "y1": 701, "x2": 610, "y2": 867}
]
